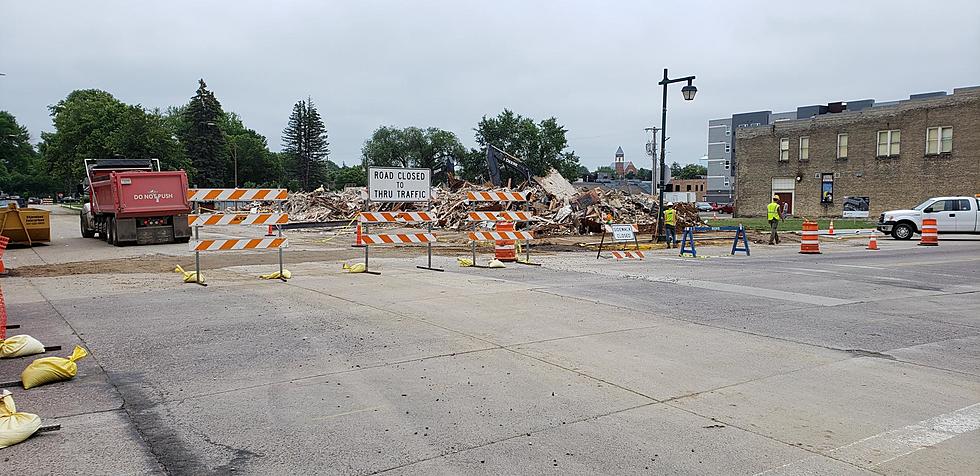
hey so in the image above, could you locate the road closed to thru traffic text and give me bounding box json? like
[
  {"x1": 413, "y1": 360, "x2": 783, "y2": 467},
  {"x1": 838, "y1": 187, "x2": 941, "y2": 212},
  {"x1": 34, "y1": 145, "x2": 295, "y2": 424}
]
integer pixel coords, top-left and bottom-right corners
[{"x1": 369, "y1": 167, "x2": 431, "y2": 202}]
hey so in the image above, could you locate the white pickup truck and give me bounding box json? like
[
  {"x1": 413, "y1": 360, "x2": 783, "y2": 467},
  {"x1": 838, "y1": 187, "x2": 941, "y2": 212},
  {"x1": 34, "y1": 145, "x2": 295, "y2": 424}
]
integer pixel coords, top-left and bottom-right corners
[{"x1": 878, "y1": 196, "x2": 980, "y2": 239}]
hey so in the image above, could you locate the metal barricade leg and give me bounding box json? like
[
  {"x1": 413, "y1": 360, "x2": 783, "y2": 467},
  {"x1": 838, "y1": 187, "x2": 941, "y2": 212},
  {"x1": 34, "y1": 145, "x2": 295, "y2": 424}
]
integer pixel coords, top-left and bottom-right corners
[{"x1": 417, "y1": 223, "x2": 443, "y2": 272}]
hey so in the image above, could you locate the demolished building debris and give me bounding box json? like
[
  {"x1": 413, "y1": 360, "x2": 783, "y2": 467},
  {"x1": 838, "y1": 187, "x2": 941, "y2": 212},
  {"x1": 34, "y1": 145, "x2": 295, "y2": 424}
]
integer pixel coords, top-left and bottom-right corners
[{"x1": 283, "y1": 172, "x2": 703, "y2": 236}]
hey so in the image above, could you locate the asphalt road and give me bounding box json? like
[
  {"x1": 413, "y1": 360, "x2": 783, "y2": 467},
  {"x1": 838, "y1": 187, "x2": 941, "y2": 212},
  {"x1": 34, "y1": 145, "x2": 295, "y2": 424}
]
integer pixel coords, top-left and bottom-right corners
[{"x1": 1, "y1": 207, "x2": 978, "y2": 474}]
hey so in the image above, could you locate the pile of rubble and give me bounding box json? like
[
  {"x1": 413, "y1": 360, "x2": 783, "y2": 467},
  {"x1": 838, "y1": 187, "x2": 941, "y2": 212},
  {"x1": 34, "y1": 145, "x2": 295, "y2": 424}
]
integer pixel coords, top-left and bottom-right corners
[{"x1": 285, "y1": 170, "x2": 703, "y2": 235}]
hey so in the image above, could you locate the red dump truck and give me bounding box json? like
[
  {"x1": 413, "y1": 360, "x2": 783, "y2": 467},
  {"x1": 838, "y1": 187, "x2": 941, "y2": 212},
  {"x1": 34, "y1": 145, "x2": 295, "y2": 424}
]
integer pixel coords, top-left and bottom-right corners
[{"x1": 80, "y1": 159, "x2": 192, "y2": 245}]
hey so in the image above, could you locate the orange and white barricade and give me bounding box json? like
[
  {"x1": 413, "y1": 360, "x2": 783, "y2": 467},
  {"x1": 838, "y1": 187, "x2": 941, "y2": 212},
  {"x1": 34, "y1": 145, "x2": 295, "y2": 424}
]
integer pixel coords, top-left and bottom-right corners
[
  {"x1": 353, "y1": 211, "x2": 440, "y2": 274},
  {"x1": 611, "y1": 250, "x2": 645, "y2": 260},
  {"x1": 800, "y1": 220, "x2": 821, "y2": 254},
  {"x1": 596, "y1": 223, "x2": 644, "y2": 260},
  {"x1": 0, "y1": 235, "x2": 9, "y2": 275},
  {"x1": 464, "y1": 190, "x2": 539, "y2": 267},
  {"x1": 187, "y1": 188, "x2": 290, "y2": 284},
  {"x1": 918, "y1": 218, "x2": 938, "y2": 246}
]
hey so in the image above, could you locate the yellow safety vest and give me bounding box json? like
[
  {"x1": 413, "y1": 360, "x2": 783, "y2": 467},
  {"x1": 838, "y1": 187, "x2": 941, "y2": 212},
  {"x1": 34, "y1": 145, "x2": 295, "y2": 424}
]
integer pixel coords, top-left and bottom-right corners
[
  {"x1": 767, "y1": 202, "x2": 781, "y2": 221},
  {"x1": 664, "y1": 209, "x2": 676, "y2": 226}
]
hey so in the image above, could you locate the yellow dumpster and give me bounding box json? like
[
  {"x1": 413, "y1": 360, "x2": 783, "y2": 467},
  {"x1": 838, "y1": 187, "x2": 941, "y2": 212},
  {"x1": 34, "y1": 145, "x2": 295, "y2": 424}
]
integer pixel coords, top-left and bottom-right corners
[{"x1": 0, "y1": 204, "x2": 51, "y2": 245}]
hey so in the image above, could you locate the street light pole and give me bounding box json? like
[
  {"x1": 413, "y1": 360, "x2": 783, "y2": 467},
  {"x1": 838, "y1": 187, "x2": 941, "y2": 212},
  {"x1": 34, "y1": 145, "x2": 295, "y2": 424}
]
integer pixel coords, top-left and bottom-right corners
[{"x1": 655, "y1": 68, "x2": 697, "y2": 243}]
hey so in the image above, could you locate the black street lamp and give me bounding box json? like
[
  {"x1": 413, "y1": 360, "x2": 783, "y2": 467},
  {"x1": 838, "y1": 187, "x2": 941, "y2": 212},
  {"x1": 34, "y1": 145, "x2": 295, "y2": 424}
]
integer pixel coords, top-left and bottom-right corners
[{"x1": 656, "y1": 68, "x2": 696, "y2": 243}]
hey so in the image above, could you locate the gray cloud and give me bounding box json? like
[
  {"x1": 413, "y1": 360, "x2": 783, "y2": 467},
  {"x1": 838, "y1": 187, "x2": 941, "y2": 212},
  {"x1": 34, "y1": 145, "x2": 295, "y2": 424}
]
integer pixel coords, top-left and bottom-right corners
[{"x1": 2, "y1": 0, "x2": 978, "y2": 171}]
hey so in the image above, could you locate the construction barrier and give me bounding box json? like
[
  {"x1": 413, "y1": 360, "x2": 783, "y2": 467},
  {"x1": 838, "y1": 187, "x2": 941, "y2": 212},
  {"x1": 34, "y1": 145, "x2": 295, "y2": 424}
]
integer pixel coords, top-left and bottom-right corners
[
  {"x1": 918, "y1": 218, "x2": 938, "y2": 246},
  {"x1": 0, "y1": 286, "x2": 6, "y2": 340},
  {"x1": 187, "y1": 188, "x2": 288, "y2": 202},
  {"x1": 596, "y1": 223, "x2": 643, "y2": 260},
  {"x1": 40, "y1": 198, "x2": 54, "y2": 205},
  {"x1": 800, "y1": 221, "x2": 821, "y2": 254},
  {"x1": 678, "y1": 225, "x2": 750, "y2": 258},
  {"x1": 611, "y1": 250, "x2": 645, "y2": 260},
  {"x1": 354, "y1": 212, "x2": 441, "y2": 274},
  {"x1": 187, "y1": 188, "x2": 290, "y2": 284},
  {"x1": 0, "y1": 235, "x2": 9, "y2": 275},
  {"x1": 465, "y1": 190, "x2": 539, "y2": 267}
]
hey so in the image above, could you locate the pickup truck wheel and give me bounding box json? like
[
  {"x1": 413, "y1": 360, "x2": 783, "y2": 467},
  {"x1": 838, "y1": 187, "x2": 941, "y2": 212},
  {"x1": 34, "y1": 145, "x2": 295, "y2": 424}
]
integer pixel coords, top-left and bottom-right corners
[{"x1": 892, "y1": 223, "x2": 914, "y2": 240}]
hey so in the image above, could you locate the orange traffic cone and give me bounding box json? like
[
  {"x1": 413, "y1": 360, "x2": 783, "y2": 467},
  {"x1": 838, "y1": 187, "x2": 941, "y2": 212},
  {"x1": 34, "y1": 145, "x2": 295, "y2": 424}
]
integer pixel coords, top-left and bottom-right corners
[
  {"x1": 867, "y1": 235, "x2": 879, "y2": 250},
  {"x1": 828, "y1": 219, "x2": 835, "y2": 235},
  {"x1": 266, "y1": 225, "x2": 275, "y2": 237},
  {"x1": 355, "y1": 222, "x2": 363, "y2": 246}
]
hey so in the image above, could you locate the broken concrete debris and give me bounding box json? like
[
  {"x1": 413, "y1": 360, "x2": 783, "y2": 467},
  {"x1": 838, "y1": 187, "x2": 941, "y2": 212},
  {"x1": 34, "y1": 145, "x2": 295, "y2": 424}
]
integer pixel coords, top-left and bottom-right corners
[{"x1": 284, "y1": 174, "x2": 703, "y2": 235}]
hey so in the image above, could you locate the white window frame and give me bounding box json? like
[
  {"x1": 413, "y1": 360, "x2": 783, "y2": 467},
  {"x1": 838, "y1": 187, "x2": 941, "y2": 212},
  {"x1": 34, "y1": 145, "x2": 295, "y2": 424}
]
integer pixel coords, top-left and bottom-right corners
[
  {"x1": 877, "y1": 129, "x2": 900, "y2": 157},
  {"x1": 799, "y1": 136, "x2": 809, "y2": 161},
  {"x1": 925, "y1": 126, "x2": 952, "y2": 155},
  {"x1": 724, "y1": 160, "x2": 730, "y2": 170},
  {"x1": 725, "y1": 144, "x2": 731, "y2": 153},
  {"x1": 779, "y1": 138, "x2": 789, "y2": 161},
  {"x1": 723, "y1": 178, "x2": 730, "y2": 187},
  {"x1": 837, "y1": 133, "x2": 848, "y2": 159}
]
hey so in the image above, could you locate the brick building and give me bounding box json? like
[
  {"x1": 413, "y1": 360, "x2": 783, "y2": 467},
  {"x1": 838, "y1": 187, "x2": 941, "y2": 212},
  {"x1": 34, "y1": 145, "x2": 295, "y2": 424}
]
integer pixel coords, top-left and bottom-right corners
[
  {"x1": 735, "y1": 86, "x2": 980, "y2": 218},
  {"x1": 668, "y1": 178, "x2": 707, "y2": 201}
]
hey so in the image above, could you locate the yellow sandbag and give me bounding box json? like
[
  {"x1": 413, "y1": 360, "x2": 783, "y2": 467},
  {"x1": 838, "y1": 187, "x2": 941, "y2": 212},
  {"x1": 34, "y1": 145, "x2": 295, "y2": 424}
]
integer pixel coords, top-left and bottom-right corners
[
  {"x1": 259, "y1": 269, "x2": 291, "y2": 280},
  {"x1": 343, "y1": 263, "x2": 366, "y2": 273},
  {"x1": 487, "y1": 259, "x2": 506, "y2": 269},
  {"x1": 174, "y1": 265, "x2": 203, "y2": 283},
  {"x1": 457, "y1": 257, "x2": 474, "y2": 267},
  {"x1": 0, "y1": 390, "x2": 41, "y2": 449},
  {"x1": 21, "y1": 346, "x2": 88, "y2": 390},
  {"x1": 0, "y1": 335, "x2": 45, "y2": 359}
]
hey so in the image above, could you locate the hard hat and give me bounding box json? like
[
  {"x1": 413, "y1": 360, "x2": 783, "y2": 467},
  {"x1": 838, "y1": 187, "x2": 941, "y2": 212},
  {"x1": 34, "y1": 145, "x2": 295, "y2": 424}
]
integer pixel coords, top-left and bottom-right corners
[
  {"x1": 772, "y1": 194, "x2": 779, "y2": 200},
  {"x1": 666, "y1": 202, "x2": 673, "y2": 206}
]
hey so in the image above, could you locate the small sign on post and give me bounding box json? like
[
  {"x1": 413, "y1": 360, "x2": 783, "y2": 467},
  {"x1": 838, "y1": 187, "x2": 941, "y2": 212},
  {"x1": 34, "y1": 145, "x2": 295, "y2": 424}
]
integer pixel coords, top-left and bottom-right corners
[
  {"x1": 611, "y1": 224, "x2": 636, "y2": 242},
  {"x1": 368, "y1": 167, "x2": 431, "y2": 203}
]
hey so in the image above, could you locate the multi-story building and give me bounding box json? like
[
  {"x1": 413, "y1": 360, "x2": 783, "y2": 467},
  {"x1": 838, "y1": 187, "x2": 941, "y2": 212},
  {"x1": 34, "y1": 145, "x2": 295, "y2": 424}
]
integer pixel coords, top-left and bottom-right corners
[
  {"x1": 705, "y1": 118, "x2": 733, "y2": 203},
  {"x1": 734, "y1": 86, "x2": 980, "y2": 217},
  {"x1": 668, "y1": 178, "x2": 707, "y2": 201}
]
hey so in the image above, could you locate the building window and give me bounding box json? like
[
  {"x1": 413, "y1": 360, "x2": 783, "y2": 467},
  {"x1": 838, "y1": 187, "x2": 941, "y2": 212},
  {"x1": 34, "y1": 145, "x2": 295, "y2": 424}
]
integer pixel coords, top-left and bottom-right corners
[
  {"x1": 686, "y1": 184, "x2": 692, "y2": 191},
  {"x1": 837, "y1": 133, "x2": 848, "y2": 159},
  {"x1": 725, "y1": 144, "x2": 731, "y2": 153},
  {"x1": 724, "y1": 160, "x2": 730, "y2": 170},
  {"x1": 877, "y1": 130, "x2": 900, "y2": 157},
  {"x1": 799, "y1": 137, "x2": 809, "y2": 161},
  {"x1": 723, "y1": 178, "x2": 730, "y2": 187},
  {"x1": 725, "y1": 127, "x2": 731, "y2": 136},
  {"x1": 926, "y1": 127, "x2": 952, "y2": 154},
  {"x1": 779, "y1": 138, "x2": 789, "y2": 161}
]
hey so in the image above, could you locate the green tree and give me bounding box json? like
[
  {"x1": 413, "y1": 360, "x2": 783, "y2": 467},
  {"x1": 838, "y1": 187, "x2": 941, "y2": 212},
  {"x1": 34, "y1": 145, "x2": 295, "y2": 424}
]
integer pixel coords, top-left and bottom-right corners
[
  {"x1": 181, "y1": 79, "x2": 229, "y2": 187},
  {"x1": 0, "y1": 111, "x2": 57, "y2": 196},
  {"x1": 220, "y1": 112, "x2": 284, "y2": 187},
  {"x1": 361, "y1": 126, "x2": 465, "y2": 179},
  {"x1": 328, "y1": 164, "x2": 367, "y2": 188},
  {"x1": 470, "y1": 109, "x2": 580, "y2": 182},
  {"x1": 282, "y1": 98, "x2": 330, "y2": 191},
  {"x1": 40, "y1": 89, "x2": 183, "y2": 190},
  {"x1": 670, "y1": 162, "x2": 707, "y2": 179}
]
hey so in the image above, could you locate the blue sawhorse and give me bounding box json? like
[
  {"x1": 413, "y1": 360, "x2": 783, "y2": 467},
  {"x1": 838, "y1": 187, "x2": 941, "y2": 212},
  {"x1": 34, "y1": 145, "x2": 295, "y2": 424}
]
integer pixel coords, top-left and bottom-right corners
[{"x1": 679, "y1": 225, "x2": 750, "y2": 257}]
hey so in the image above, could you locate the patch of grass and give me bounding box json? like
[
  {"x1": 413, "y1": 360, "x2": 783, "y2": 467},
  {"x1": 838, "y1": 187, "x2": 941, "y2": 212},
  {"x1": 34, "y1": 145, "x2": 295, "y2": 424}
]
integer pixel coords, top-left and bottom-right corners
[{"x1": 705, "y1": 217, "x2": 877, "y2": 232}]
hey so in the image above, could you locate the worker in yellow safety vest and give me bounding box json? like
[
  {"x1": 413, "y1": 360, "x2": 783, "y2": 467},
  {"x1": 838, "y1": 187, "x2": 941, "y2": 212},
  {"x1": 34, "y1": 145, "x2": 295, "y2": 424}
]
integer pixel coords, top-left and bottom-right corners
[
  {"x1": 663, "y1": 202, "x2": 677, "y2": 248},
  {"x1": 767, "y1": 195, "x2": 782, "y2": 245}
]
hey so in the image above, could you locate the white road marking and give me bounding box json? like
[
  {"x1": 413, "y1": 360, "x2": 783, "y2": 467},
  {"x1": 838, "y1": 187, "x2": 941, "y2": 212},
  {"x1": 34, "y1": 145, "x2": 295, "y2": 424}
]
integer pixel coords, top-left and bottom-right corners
[
  {"x1": 664, "y1": 278, "x2": 856, "y2": 307},
  {"x1": 755, "y1": 403, "x2": 980, "y2": 474}
]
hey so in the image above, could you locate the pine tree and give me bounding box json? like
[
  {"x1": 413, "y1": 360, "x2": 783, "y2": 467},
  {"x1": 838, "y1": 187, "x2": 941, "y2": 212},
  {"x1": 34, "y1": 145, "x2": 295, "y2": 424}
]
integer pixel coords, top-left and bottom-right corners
[
  {"x1": 181, "y1": 79, "x2": 229, "y2": 187},
  {"x1": 282, "y1": 98, "x2": 330, "y2": 191}
]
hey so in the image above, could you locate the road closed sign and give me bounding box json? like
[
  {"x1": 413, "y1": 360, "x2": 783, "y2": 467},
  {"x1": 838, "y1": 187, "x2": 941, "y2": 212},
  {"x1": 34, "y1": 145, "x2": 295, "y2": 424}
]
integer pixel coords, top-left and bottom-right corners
[
  {"x1": 611, "y1": 224, "x2": 635, "y2": 241},
  {"x1": 368, "y1": 167, "x2": 431, "y2": 203}
]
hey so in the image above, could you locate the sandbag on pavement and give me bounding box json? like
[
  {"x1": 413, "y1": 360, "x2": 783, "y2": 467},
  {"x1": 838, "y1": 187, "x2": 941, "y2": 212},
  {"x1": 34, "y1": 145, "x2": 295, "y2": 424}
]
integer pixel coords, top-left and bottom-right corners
[
  {"x1": 0, "y1": 390, "x2": 41, "y2": 449},
  {"x1": 21, "y1": 345, "x2": 88, "y2": 389},
  {"x1": 0, "y1": 335, "x2": 45, "y2": 359}
]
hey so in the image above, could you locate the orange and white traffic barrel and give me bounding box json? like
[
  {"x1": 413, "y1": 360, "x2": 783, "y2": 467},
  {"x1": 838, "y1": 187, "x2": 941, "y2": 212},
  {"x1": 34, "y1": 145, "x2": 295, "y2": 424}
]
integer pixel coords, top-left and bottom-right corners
[
  {"x1": 494, "y1": 222, "x2": 517, "y2": 262},
  {"x1": 918, "y1": 218, "x2": 939, "y2": 246},
  {"x1": 800, "y1": 220, "x2": 821, "y2": 254}
]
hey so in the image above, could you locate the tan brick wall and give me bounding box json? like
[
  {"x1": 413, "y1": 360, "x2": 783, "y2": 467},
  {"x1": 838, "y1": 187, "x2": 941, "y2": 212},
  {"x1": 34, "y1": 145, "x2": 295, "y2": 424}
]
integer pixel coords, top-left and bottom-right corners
[
  {"x1": 735, "y1": 91, "x2": 980, "y2": 218},
  {"x1": 669, "y1": 179, "x2": 707, "y2": 201}
]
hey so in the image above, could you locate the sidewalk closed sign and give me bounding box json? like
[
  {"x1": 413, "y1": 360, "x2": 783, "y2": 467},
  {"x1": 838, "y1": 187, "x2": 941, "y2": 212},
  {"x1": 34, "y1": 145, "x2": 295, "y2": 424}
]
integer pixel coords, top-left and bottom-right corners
[
  {"x1": 368, "y1": 167, "x2": 431, "y2": 203},
  {"x1": 611, "y1": 224, "x2": 635, "y2": 241}
]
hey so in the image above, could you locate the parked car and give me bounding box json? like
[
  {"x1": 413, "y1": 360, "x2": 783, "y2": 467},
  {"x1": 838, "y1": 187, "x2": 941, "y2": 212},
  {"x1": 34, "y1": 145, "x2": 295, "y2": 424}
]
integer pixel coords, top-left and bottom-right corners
[
  {"x1": 878, "y1": 196, "x2": 980, "y2": 239},
  {"x1": 717, "y1": 202, "x2": 734, "y2": 214},
  {"x1": 27, "y1": 197, "x2": 41, "y2": 205},
  {"x1": 694, "y1": 202, "x2": 713, "y2": 212}
]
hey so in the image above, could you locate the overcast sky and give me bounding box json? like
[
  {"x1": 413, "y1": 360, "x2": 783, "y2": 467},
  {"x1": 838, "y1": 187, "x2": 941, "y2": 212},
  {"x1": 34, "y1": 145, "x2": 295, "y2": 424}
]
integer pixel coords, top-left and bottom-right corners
[{"x1": 2, "y1": 1, "x2": 979, "y2": 171}]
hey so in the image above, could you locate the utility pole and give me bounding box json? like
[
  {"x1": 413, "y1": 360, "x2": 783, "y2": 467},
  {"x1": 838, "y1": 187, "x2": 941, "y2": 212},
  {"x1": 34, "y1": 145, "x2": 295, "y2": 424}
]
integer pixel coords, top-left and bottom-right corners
[{"x1": 644, "y1": 127, "x2": 659, "y2": 195}]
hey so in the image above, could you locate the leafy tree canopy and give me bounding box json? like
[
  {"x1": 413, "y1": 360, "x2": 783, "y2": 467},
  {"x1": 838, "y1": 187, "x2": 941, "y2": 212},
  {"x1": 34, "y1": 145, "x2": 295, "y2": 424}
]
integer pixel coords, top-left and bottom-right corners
[
  {"x1": 670, "y1": 162, "x2": 707, "y2": 180},
  {"x1": 463, "y1": 109, "x2": 580, "y2": 183}
]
